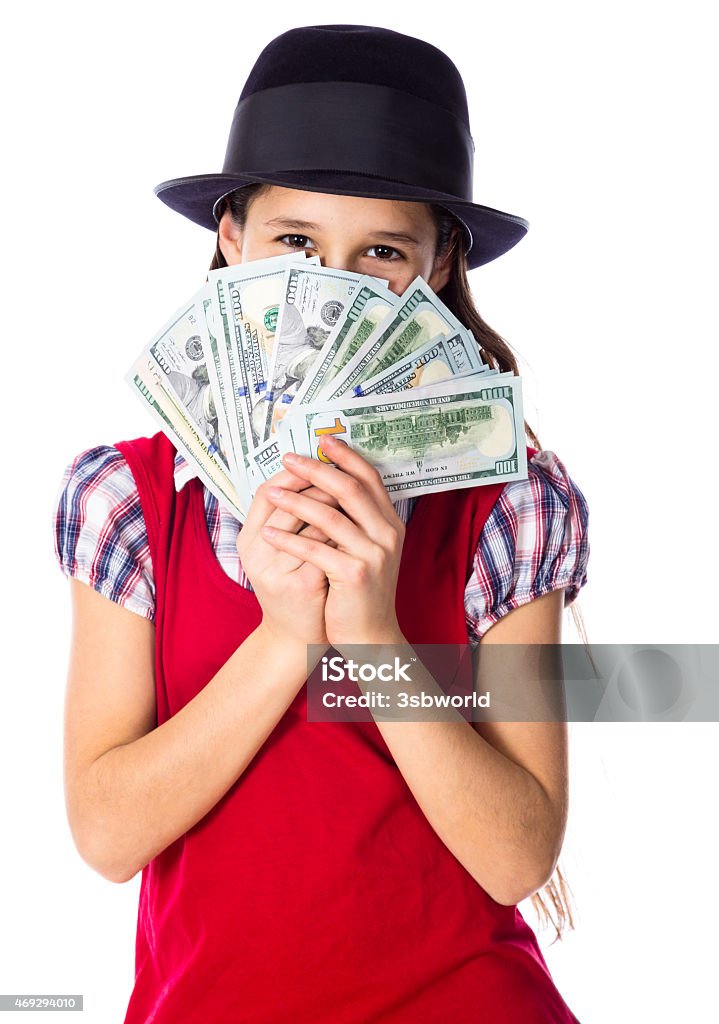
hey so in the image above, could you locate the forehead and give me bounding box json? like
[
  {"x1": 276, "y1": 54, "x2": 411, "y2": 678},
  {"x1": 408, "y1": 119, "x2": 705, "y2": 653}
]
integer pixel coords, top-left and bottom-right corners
[{"x1": 249, "y1": 185, "x2": 435, "y2": 233}]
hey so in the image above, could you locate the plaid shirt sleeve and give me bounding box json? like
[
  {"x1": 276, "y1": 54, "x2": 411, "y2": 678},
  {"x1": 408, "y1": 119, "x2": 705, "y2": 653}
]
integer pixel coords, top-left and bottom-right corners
[
  {"x1": 52, "y1": 445, "x2": 156, "y2": 621},
  {"x1": 466, "y1": 449, "x2": 590, "y2": 643}
]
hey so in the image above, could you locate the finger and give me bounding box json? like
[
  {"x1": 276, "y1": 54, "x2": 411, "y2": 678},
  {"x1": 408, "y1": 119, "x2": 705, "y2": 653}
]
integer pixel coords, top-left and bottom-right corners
[
  {"x1": 240, "y1": 478, "x2": 339, "y2": 574},
  {"x1": 266, "y1": 484, "x2": 341, "y2": 535},
  {"x1": 261, "y1": 523, "x2": 350, "y2": 576},
  {"x1": 240, "y1": 473, "x2": 340, "y2": 576},
  {"x1": 265, "y1": 490, "x2": 340, "y2": 550},
  {"x1": 245, "y1": 469, "x2": 339, "y2": 538},
  {"x1": 276, "y1": 528, "x2": 335, "y2": 577},
  {"x1": 242, "y1": 468, "x2": 308, "y2": 537},
  {"x1": 298, "y1": 523, "x2": 337, "y2": 546},
  {"x1": 278, "y1": 448, "x2": 400, "y2": 547},
  {"x1": 291, "y1": 435, "x2": 398, "y2": 522},
  {"x1": 265, "y1": 486, "x2": 376, "y2": 560},
  {"x1": 239, "y1": 471, "x2": 315, "y2": 573}
]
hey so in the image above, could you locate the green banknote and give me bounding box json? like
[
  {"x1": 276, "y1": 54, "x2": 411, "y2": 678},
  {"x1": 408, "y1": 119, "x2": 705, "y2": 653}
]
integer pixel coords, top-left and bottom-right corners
[
  {"x1": 127, "y1": 261, "x2": 524, "y2": 517},
  {"x1": 247, "y1": 364, "x2": 512, "y2": 495},
  {"x1": 278, "y1": 375, "x2": 528, "y2": 500},
  {"x1": 209, "y1": 253, "x2": 318, "y2": 458},
  {"x1": 142, "y1": 294, "x2": 230, "y2": 471},
  {"x1": 297, "y1": 280, "x2": 399, "y2": 404},
  {"x1": 354, "y1": 330, "x2": 491, "y2": 396},
  {"x1": 324, "y1": 276, "x2": 473, "y2": 399},
  {"x1": 194, "y1": 284, "x2": 245, "y2": 495},
  {"x1": 261, "y1": 264, "x2": 376, "y2": 442},
  {"x1": 124, "y1": 349, "x2": 247, "y2": 521}
]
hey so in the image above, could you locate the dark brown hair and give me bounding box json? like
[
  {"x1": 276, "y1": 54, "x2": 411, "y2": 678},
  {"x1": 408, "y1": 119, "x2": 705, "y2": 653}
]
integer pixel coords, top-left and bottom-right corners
[{"x1": 211, "y1": 182, "x2": 588, "y2": 941}]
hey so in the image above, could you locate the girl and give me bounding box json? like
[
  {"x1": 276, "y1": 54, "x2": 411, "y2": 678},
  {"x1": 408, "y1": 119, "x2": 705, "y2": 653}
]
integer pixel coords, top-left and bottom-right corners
[{"x1": 53, "y1": 24, "x2": 589, "y2": 1024}]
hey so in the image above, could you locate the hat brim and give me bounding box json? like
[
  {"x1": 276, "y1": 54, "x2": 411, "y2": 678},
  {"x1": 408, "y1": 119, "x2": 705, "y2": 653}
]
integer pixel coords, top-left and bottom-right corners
[{"x1": 153, "y1": 170, "x2": 528, "y2": 271}]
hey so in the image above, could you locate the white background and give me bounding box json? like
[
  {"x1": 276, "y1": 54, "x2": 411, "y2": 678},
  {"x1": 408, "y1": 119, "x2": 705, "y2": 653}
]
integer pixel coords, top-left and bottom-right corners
[{"x1": 1, "y1": 1, "x2": 717, "y2": 1021}]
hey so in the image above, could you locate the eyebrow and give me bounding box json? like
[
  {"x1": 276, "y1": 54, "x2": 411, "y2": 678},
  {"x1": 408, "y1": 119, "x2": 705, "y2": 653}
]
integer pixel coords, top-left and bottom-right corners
[{"x1": 263, "y1": 217, "x2": 421, "y2": 247}]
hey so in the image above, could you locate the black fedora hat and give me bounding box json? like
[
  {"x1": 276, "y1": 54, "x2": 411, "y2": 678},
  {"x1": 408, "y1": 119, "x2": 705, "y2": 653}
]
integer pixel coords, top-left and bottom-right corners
[{"x1": 153, "y1": 24, "x2": 529, "y2": 270}]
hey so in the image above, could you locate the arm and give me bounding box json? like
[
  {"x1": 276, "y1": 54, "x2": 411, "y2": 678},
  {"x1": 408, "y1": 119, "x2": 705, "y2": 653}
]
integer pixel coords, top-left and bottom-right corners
[
  {"x1": 63, "y1": 464, "x2": 340, "y2": 887},
  {"x1": 260, "y1": 438, "x2": 571, "y2": 907},
  {"x1": 350, "y1": 589, "x2": 569, "y2": 907},
  {"x1": 64, "y1": 579, "x2": 317, "y2": 886}
]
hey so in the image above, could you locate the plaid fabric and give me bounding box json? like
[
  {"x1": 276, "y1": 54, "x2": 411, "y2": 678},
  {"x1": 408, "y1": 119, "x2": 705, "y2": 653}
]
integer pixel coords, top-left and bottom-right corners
[{"x1": 53, "y1": 446, "x2": 589, "y2": 642}]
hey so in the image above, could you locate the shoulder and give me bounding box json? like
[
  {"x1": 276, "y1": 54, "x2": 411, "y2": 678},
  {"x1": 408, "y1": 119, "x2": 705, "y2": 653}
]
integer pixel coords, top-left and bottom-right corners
[
  {"x1": 465, "y1": 449, "x2": 590, "y2": 642},
  {"x1": 499, "y1": 448, "x2": 589, "y2": 527},
  {"x1": 488, "y1": 447, "x2": 590, "y2": 572},
  {"x1": 53, "y1": 444, "x2": 139, "y2": 516},
  {"x1": 53, "y1": 443, "x2": 155, "y2": 621}
]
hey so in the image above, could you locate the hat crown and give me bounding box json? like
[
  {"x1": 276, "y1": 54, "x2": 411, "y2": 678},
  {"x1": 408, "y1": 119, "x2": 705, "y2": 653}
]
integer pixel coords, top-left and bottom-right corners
[
  {"x1": 239, "y1": 24, "x2": 471, "y2": 130},
  {"x1": 153, "y1": 24, "x2": 529, "y2": 269}
]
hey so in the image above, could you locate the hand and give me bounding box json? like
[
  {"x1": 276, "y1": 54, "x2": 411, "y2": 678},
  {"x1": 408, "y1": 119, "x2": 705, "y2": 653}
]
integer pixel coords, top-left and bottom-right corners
[
  {"x1": 237, "y1": 468, "x2": 340, "y2": 648},
  {"x1": 260, "y1": 436, "x2": 407, "y2": 651}
]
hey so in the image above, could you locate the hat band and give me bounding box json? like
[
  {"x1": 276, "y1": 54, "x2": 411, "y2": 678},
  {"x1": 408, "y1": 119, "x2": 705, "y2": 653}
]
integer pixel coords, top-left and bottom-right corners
[{"x1": 222, "y1": 81, "x2": 475, "y2": 200}]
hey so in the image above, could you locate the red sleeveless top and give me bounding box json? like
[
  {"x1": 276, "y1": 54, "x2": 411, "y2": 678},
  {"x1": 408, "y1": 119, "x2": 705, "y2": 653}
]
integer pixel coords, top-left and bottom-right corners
[{"x1": 115, "y1": 431, "x2": 580, "y2": 1024}]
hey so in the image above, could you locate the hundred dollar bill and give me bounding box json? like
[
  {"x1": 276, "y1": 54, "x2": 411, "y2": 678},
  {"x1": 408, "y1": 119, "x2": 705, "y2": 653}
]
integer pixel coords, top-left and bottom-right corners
[
  {"x1": 245, "y1": 359, "x2": 510, "y2": 492},
  {"x1": 246, "y1": 434, "x2": 285, "y2": 491},
  {"x1": 295, "y1": 280, "x2": 399, "y2": 406},
  {"x1": 193, "y1": 284, "x2": 245, "y2": 496},
  {"x1": 124, "y1": 349, "x2": 247, "y2": 521},
  {"x1": 209, "y1": 253, "x2": 319, "y2": 455},
  {"x1": 208, "y1": 270, "x2": 255, "y2": 499},
  {"x1": 324, "y1": 276, "x2": 473, "y2": 399},
  {"x1": 260, "y1": 264, "x2": 371, "y2": 441},
  {"x1": 138, "y1": 292, "x2": 246, "y2": 498},
  {"x1": 353, "y1": 330, "x2": 489, "y2": 396},
  {"x1": 278, "y1": 375, "x2": 528, "y2": 500}
]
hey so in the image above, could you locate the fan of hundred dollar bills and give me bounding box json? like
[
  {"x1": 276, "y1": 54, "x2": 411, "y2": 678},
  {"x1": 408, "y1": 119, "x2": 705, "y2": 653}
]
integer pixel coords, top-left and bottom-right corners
[{"x1": 125, "y1": 252, "x2": 528, "y2": 523}]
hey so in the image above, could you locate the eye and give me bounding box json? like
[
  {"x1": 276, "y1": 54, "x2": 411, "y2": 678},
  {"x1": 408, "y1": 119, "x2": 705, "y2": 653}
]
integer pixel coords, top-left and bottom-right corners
[
  {"x1": 366, "y1": 245, "x2": 403, "y2": 261},
  {"x1": 276, "y1": 235, "x2": 404, "y2": 260},
  {"x1": 277, "y1": 234, "x2": 316, "y2": 250}
]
